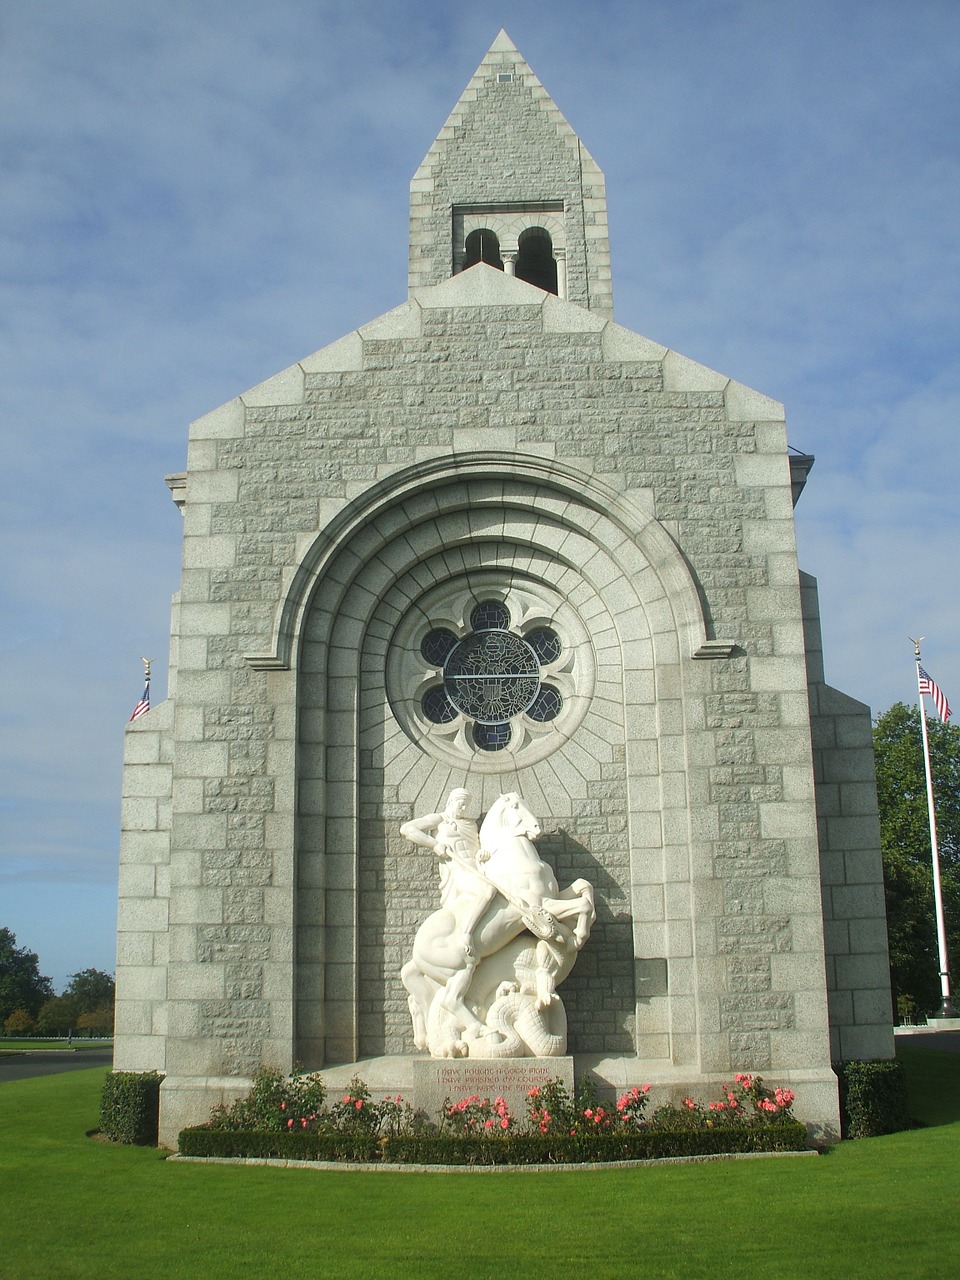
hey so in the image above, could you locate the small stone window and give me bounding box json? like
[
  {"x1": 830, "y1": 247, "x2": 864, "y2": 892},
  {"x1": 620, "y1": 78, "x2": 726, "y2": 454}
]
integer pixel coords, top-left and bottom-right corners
[
  {"x1": 422, "y1": 685, "x2": 458, "y2": 724},
  {"x1": 527, "y1": 627, "x2": 562, "y2": 664},
  {"x1": 527, "y1": 686, "x2": 563, "y2": 722},
  {"x1": 420, "y1": 629, "x2": 457, "y2": 667}
]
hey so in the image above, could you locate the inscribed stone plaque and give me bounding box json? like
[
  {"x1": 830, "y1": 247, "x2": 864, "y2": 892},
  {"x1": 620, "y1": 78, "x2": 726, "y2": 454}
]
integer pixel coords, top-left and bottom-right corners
[{"x1": 412, "y1": 1056, "x2": 575, "y2": 1121}]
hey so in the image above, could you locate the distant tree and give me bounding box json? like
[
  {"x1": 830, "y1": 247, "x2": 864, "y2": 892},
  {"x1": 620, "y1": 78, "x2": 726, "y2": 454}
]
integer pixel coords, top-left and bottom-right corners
[
  {"x1": 77, "y1": 1005, "x2": 114, "y2": 1037},
  {"x1": 3, "y1": 1008, "x2": 37, "y2": 1036},
  {"x1": 873, "y1": 702, "x2": 960, "y2": 1015},
  {"x1": 64, "y1": 969, "x2": 115, "y2": 1015},
  {"x1": 36, "y1": 995, "x2": 81, "y2": 1037},
  {"x1": 0, "y1": 928, "x2": 54, "y2": 1024}
]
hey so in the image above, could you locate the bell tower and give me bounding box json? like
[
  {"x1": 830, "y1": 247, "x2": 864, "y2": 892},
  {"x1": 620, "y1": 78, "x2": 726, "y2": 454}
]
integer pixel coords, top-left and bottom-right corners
[{"x1": 408, "y1": 30, "x2": 613, "y2": 316}]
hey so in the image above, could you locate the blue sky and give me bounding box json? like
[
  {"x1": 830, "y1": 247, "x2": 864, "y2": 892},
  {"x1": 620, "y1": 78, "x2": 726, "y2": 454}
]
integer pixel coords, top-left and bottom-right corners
[{"x1": 2, "y1": 0, "x2": 958, "y2": 990}]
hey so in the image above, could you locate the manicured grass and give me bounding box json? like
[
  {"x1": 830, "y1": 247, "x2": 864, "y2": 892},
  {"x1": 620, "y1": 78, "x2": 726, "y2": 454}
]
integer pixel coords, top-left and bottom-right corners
[
  {"x1": 1, "y1": 1045, "x2": 958, "y2": 1280},
  {"x1": 0, "y1": 1040, "x2": 75, "y2": 1053}
]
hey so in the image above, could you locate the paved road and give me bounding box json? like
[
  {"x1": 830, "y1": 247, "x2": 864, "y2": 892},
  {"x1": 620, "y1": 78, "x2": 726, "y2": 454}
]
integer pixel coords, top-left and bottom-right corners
[{"x1": 0, "y1": 1046, "x2": 113, "y2": 1083}]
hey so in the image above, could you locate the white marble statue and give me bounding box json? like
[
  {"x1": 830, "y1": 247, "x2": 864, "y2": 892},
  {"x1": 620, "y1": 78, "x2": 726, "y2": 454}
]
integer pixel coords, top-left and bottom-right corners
[{"x1": 400, "y1": 790, "x2": 595, "y2": 1058}]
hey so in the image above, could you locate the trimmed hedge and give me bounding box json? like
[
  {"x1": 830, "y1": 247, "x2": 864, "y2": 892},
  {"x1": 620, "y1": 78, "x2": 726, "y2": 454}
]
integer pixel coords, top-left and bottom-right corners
[
  {"x1": 100, "y1": 1071, "x2": 164, "y2": 1145},
  {"x1": 834, "y1": 1060, "x2": 912, "y2": 1138},
  {"x1": 178, "y1": 1121, "x2": 807, "y2": 1164}
]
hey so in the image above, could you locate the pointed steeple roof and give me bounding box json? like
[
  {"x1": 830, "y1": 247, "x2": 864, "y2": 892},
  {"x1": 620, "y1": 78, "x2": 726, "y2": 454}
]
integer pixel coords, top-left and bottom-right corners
[{"x1": 408, "y1": 33, "x2": 613, "y2": 316}]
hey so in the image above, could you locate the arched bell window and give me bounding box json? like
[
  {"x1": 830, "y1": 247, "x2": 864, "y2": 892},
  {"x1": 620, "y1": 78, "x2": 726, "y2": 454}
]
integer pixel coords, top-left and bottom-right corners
[
  {"x1": 463, "y1": 229, "x2": 504, "y2": 271},
  {"x1": 515, "y1": 226, "x2": 557, "y2": 295}
]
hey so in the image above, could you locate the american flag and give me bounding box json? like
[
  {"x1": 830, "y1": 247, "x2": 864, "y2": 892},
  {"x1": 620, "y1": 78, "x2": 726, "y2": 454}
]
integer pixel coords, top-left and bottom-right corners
[
  {"x1": 918, "y1": 666, "x2": 951, "y2": 722},
  {"x1": 130, "y1": 679, "x2": 150, "y2": 721}
]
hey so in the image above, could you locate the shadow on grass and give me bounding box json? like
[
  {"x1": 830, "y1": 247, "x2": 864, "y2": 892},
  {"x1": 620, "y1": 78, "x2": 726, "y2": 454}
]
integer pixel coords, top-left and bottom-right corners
[{"x1": 895, "y1": 1041, "x2": 960, "y2": 1128}]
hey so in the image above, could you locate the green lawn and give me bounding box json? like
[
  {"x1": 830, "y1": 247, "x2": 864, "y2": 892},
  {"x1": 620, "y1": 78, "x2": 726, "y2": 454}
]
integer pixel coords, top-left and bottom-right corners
[{"x1": 1, "y1": 1043, "x2": 957, "y2": 1280}]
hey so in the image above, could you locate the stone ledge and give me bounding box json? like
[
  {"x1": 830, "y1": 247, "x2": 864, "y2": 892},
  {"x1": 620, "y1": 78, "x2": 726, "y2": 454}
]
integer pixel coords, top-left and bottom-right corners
[
  {"x1": 169, "y1": 1149, "x2": 819, "y2": 1173},
  {"x1": 692, "y1": 641, "x2": 740, "y2": 659}
]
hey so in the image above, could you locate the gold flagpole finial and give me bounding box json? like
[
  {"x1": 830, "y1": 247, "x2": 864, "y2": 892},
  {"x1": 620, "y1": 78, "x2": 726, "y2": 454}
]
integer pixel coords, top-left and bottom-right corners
[
  {"x1": 141, "y1": 657, "x2": 153, "y2": 680},
  {"x1": 908, "y1": 635, "x2": 924, "y2": 660}
]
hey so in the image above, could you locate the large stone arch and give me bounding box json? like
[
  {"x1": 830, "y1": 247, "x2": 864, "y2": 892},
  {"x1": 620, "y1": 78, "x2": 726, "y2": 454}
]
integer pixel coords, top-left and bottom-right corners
[
  {"x1": 247, "y1": 454, "x2": 710, "y2": 673},
  {"x1": 288, "y1": 456, "x2": 709, "y2": 1067}
]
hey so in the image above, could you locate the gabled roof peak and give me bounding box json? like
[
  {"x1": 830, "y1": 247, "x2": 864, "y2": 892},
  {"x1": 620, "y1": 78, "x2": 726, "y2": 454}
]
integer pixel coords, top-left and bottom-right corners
[{"x1": 488, "y1": 29, "x2": 519, "y2": 54}]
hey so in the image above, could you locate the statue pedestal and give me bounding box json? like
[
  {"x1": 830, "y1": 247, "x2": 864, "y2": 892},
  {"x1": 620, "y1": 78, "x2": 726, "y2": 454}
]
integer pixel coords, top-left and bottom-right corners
[{"x1": 412, "y1": 1055, "x2": 574, "y2": 1120}]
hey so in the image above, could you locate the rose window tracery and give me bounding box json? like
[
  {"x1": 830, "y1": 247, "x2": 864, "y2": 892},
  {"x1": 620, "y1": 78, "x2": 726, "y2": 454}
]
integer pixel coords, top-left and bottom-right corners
[{"x1": 419, "y1": 599, "x2": 563, "y2": 752}]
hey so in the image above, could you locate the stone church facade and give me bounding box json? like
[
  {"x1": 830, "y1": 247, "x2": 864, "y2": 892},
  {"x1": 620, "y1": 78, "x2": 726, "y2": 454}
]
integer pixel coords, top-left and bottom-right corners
[{"x1": 114, "y1": 33, "x2": 893, "y2": 1145}]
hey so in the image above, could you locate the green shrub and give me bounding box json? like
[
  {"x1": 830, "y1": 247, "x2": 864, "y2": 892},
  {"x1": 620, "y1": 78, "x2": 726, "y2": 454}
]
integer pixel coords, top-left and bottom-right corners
[
  {"x1": 3, "y1": 1009, "x2": 37, "y2": 1035},
  {"x1": 180, "y1": 1068, "x2": 807, "y2": 1164},
  {"x1": 100, "y1": 1071, "x2": 164, "y2": 1145},
  {"x1": 834, "y1": 1060, "x2": 912, "y2": 1138},
  {"x1": 36, "y1": 996, "x2": 79, "y2": 1037},
  {"x1": 178, "y1": 1122, "x2": 807, "y2": 1164},
  {"x1": 77, "y1": 1005, "x2": 114, "y2": 1037}
]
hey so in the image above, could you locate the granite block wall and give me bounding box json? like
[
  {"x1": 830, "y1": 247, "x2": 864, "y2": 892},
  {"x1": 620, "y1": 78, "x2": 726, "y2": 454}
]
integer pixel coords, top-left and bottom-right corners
[{"x1": 116, "y1": 271, "x2": 848, "y2": 1147}]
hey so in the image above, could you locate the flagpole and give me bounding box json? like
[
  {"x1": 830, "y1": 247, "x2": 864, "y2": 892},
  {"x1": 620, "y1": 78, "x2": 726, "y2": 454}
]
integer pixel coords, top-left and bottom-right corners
[{"x1": 911, "y1": 637, "x2": 956, "y2": 1018}]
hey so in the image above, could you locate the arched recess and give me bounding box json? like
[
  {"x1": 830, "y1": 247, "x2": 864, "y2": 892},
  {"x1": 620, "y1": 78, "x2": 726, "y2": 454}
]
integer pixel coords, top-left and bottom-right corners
[
  {"x1": 278, "y1": 458, "x2": 709, "y2": 1068},
  {"x1": 463, "y1": 228, "x2": 503, "y2": 270},
  {"x1": 515, "y1": 227, "x2": 558, "y2": 294},
  {"x1": 246, "y1": 454, "x2": 709, "y2": 675}
]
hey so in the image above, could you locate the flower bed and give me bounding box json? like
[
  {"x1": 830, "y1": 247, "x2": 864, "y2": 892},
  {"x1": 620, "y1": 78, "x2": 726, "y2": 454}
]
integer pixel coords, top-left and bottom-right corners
[{"x1": 177, "y1": 1069, "x2": 807, "y2": 1164}]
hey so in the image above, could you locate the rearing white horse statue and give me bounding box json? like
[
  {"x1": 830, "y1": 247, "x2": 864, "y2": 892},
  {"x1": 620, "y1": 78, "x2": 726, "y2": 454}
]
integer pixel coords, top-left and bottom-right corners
[{"x1": 400, "y1": 791, "x2": 595, "y2": 1058}]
